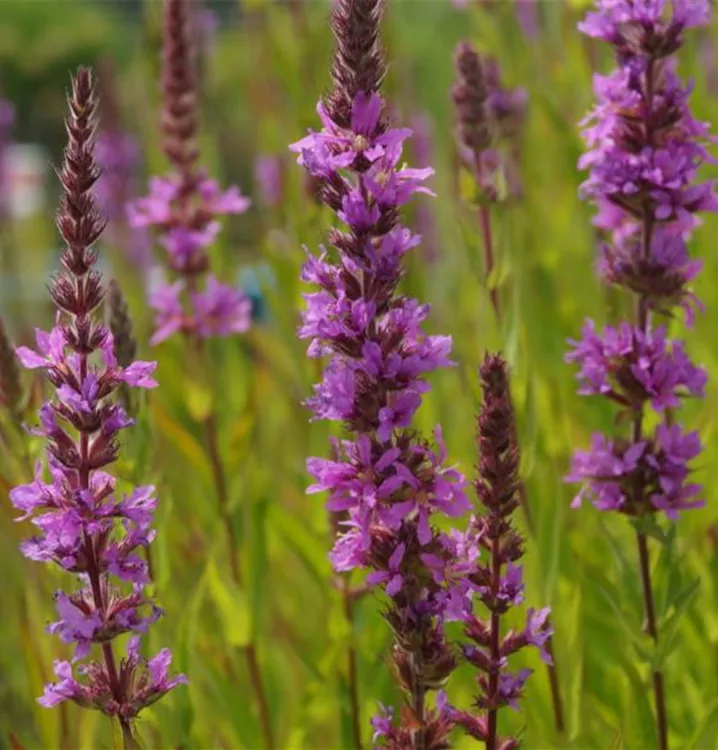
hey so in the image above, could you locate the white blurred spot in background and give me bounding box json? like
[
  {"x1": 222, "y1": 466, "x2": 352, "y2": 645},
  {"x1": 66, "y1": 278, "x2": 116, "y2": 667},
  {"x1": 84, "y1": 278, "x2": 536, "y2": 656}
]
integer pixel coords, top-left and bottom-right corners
[{"x1": 5, "y1": 143, "x2": 48, "y2": 219}]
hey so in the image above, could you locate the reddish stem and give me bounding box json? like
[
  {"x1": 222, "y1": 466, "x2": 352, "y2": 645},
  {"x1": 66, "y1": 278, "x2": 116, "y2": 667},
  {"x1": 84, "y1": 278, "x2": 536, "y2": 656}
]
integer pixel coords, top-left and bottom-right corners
[
  {"x1": 637, "y1": 532, "x2": 669, "y2": 750},
  {"x1": 342, "y1": 576, "x2": 363, "y2": 750},
  {"x1": 475, "y1": 155, "x2": 500, "y2": 320},
  {"x1": 486, "y1": 536, "x2": 502, "y2": 750},
  {"x1": 631, "y1": 57, "x2": 668, "y2": 750},
  {"x1": 411, "y1": 650, "x2": 426, "y2": 750},
  {"x1": 78, "y1": 354, "x2": 123, "y2": 723}
]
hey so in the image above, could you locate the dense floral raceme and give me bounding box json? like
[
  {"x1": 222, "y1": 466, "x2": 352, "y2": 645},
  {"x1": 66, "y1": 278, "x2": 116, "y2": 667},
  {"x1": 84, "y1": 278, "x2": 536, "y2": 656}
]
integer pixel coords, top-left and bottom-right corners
[
  {"x1": 9, "y1": 68, "x2": 185, "y2": 728},
  {"x1": 128, "y1": 0, "x2": 251, "y2": 345},
  {"x1": 448, "y1": 355, "x2": 551, "y2": 749},
  {"x1": 291, "y1": 0, "x2": 472, "y2": 744},
  {"x1": 567, "y1": 0, "x2": 714, "y2": 519}
]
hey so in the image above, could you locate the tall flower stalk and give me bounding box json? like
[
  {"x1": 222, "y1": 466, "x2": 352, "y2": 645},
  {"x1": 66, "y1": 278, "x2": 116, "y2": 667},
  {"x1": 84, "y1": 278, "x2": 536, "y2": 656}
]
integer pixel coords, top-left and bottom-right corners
[
  {"x1": 451, "y1": 40, "x2": 565, "y2": 736},
  {"x1": 291, "y1": 0, "x2": 470, "y2": 746},
  {"x1": 451, "y1": 355, "x2": 551, "y2": 750},
  {"x1": 452, "y1": 42, "x2": 528, "y2": 317},
  {"x1": 128, "y1": 0, "x2": 251, "y2": 346},
  {"x1": 8, "y1": 67, "x2": 185, "y2": 749},
  {"x1": 128, "y1": 1, "x2": 272, "y2": 744},
  {"x1": 568, "y1": 3, "x2": 715, "y2": 748}
]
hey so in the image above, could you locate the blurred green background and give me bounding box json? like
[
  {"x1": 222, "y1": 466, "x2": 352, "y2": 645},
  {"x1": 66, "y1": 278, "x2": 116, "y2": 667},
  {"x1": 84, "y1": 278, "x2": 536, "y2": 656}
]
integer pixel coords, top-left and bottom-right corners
[{"x1": 2, "y1": 0, "x2": 718, "y2": 748}]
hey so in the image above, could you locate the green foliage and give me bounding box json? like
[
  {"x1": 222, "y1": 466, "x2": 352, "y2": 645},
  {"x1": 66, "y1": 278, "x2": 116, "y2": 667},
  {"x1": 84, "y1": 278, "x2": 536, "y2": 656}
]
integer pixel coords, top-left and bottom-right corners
[{"x1": 2, "y1": 1, "x2": 718, "y2": 748}]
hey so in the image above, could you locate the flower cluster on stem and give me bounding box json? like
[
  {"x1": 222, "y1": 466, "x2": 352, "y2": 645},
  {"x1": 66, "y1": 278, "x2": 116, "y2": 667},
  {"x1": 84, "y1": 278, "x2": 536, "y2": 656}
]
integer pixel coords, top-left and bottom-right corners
[
  {"x1": 568, "y1": 0, "x2": 713, "y2": 523},
  {"x1": 449, "y1": 355, "x2": 551, "y2": 750},
  {"x1": 291, "y1": 0, "x2": 471, "y2": 745},
  {"x1": 568, "y1": 3, "x2": 715, "y2": 748},
  {"x1": 8, "y1": 67, "x2": 185, "y2": 741},
  {"x1": 128, "y1": 0, "x2": 251, "y2": 345},
  {"x1": 452, "y1": 42, "x2": 527, "y2": 208}
]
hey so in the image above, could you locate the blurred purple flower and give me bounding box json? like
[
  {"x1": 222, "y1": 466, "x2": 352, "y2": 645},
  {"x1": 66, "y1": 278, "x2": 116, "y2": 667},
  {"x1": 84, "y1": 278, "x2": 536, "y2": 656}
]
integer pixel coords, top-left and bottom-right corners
[
  {"x1": 127, "y1": 0, "x2": 251, "y2": 345},
  {"x1": 254, "y1": 154, "x2": 283, "y2": 207},
  {"x1": 567, "y1": 319, "x2": 706, "y2": 410},
  {"x1": 514, "y1": 0, "x2": 540, "y2": 39},
  {"x1": 95, "y1": 130, "x2": 152, "y2": 270}
]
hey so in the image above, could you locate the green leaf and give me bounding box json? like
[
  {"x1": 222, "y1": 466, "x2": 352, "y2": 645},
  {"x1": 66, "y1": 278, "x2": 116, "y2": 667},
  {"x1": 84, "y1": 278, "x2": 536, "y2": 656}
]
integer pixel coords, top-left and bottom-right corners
[
  {"x1": 206, "y1": 559, "x2": 252, "y2": 648},
  {"x1": 685, "y1": 697, "x2": 718, "y2": 750},
  {"x1": 268, "y1": 503, "x2": 331, "y2": 585},
  {"x1": 151, "y1": 400, "x2": 212, "y2": 487},
  {"x1": 631, "y1": 514, "x2": 668, "y2": 544},
  {"x1": 173, "y1": 572, "x2": 207, "y2": 743},
  {"x1": 653, "y1": 578, "x2": 700, "y2": 671},
  {"x1": 591, "y1": 571, "x2": 654, "y2": 664},
  {"x1": 597, "y1": 517, "x2": 642, "y2": 610},
  {"x1": 185, "y1": 379, "x2": 214, "y2": 423},
  {"x1": 618, "y1": 655, "x2": 656, "y2": 749}
]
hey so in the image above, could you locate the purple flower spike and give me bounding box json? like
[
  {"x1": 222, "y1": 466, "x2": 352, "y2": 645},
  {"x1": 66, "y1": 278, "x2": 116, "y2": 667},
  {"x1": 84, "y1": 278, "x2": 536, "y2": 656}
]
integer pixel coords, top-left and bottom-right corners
[
  {"x1": 570, "y1": 2, "x2": 715, "y2": 747},
  {"x1": 450, "y1": 355, "x2": 552, "y2": 748},
  {"x1": 292, "y1": 0, "x2": 470, "y2": 744},
  {"x1": 127, "y1": 0, "x2": 251, "y2": 345},
  {"x1": 9, "y1": 68, "x2": 184, "y2": 737},
  {"x1": 568, "y1": 0, "x2": 713, "y2": 522}
]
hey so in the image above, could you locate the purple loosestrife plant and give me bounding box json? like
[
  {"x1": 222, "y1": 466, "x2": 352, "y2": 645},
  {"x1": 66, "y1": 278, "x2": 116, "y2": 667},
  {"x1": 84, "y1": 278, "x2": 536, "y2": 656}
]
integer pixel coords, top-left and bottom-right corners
[
  {"x1": 452, "y1": 42, "x2": 565, "y2": 737},
  {"x1": 291, "y1": 0, "x2": 470, "y2": 746},
  {"x1": 513, "y1": 1, "x2": 540, "y2": 41},
  {"x1": 254, "y1": 154, "x2": 284, "y2": 208},
  {"x1": 568, "y1": 2, "x2": 715, "y2": 748},
  {"x1": 450, "y1": 355, "x2": 551, "y2": 750},
  {"x1": 8, "y1": 68, "x2": 185, "y2": 748},
  {"x1": 453, "y1": 43, "x2": 528, "y2": 212},
  {"x1": 128, "y1": 0, "x2": 251, "y2": 346}
]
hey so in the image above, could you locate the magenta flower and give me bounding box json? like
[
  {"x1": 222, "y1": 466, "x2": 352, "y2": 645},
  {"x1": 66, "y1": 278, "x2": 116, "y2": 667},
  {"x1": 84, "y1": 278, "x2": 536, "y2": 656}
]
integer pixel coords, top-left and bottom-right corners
[
  {"x1": 449, "y1": 355, "x2": 552, "y2": 748},
  {"x1": 191, "y1": 275, "x2": 252, "y2": 337},
  {"x1": 254, "y1": 154, "x2": 283, "y2": 207},
  {"x1": 567, "y1": 319, "x2": 706, "y2": 410},
  {"x1": 292, "y1": 0, "x2": 469, "y2": 743},
  {"x1": 9, "y1": 68, "x2": 184, "y2": 738},
  {"x1": 568, "y1": 0, "x2": 713, "y2": 522},
  {"x1": 567, "y1": 428, "x2": 703, "y2": 517},
  {"x1": 569, "y1": 3, "x2": 715, "y2": 746},
  {"x1": 127, "y1": 0, "x2": 251, "y2": 345}
]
